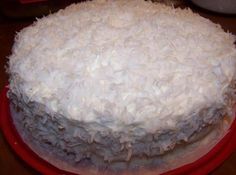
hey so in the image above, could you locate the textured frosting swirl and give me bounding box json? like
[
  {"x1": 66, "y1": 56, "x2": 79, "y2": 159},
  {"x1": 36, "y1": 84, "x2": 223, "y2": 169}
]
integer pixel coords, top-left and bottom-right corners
[{"x1": 8, "y1": 0, "x2": 236, "y2": 134}]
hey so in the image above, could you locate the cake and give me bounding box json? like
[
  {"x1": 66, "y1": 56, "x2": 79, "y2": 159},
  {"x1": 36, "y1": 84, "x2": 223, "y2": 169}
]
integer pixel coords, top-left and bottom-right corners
[{"x1": 7, "y1": 0, "x2": 236, "y2": 174}]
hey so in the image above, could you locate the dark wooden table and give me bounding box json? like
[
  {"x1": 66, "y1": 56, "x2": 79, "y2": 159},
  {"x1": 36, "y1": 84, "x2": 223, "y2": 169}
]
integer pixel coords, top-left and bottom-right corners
[{"x1": 0, "y1": 1, "x2": 236, "y2": 175}]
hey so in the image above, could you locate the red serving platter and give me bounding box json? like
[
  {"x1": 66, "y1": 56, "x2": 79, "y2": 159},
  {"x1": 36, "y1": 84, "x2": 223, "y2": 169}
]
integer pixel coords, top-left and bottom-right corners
[{"x1": 1, "y1": 85, "x2": 236, "y2": 175}]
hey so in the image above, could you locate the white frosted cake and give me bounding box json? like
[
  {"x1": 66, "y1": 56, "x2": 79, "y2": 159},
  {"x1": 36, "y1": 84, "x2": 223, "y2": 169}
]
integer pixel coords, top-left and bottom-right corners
[{"x1": 7, "y1": 0, "x2": 236, "y2": 174}]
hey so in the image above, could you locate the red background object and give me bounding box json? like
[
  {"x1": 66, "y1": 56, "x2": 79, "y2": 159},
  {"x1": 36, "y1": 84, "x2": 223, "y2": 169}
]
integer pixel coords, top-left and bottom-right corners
[{"x1": 1, "y1": 86, "x2": 236, "y2": 175}]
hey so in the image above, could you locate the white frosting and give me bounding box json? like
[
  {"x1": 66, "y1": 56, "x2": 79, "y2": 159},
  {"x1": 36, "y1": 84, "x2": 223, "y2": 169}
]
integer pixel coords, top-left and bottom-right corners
[{"x1": 8, "y1": 0, "x2": 236, "y2": 133}]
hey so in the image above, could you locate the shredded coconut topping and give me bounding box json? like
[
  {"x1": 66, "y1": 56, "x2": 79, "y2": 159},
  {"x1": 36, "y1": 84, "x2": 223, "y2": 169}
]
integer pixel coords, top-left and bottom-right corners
[{"x1": 8, "y1": 0, "x2": 236, "y2": 133}]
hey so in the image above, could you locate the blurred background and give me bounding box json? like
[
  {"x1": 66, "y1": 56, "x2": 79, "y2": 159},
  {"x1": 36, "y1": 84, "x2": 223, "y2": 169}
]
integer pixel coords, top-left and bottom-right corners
[{"x1": 0, "y1": 0, "x2": 236, "y2": 175}]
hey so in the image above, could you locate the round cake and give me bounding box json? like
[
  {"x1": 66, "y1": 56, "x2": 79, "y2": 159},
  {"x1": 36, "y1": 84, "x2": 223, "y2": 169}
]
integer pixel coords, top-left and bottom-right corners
[{"x1": 7, "y1": 0, "x2": 236, "y2": 174}]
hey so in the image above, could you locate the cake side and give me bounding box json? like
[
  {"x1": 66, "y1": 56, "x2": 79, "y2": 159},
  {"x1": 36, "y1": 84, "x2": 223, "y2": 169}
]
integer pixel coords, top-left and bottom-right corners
[
  {"x1": 8, "y1": 0, "x2": 236, "y2": 136},
  {"x1": 8, "y1": 86, "x2": 236, "y2": 172}
]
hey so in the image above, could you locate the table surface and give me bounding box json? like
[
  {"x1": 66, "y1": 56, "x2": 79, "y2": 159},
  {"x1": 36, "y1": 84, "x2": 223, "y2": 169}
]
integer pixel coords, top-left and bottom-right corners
[{"x1": 0, "y1": 1, "x2": 236, "y2": 175}]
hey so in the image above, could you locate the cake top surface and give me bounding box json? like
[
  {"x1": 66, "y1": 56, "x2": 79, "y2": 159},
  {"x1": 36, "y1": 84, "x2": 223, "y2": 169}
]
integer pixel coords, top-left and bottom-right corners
[{"x1": 8, "y1": 0, "x2": 236, "y2": 133}]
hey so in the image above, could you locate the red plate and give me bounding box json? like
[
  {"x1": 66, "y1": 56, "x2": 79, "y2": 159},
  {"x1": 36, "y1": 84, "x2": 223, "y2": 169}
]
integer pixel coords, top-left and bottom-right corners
[{"x1": 1, "y1": 85, "x2": 236, "y2": 175}]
